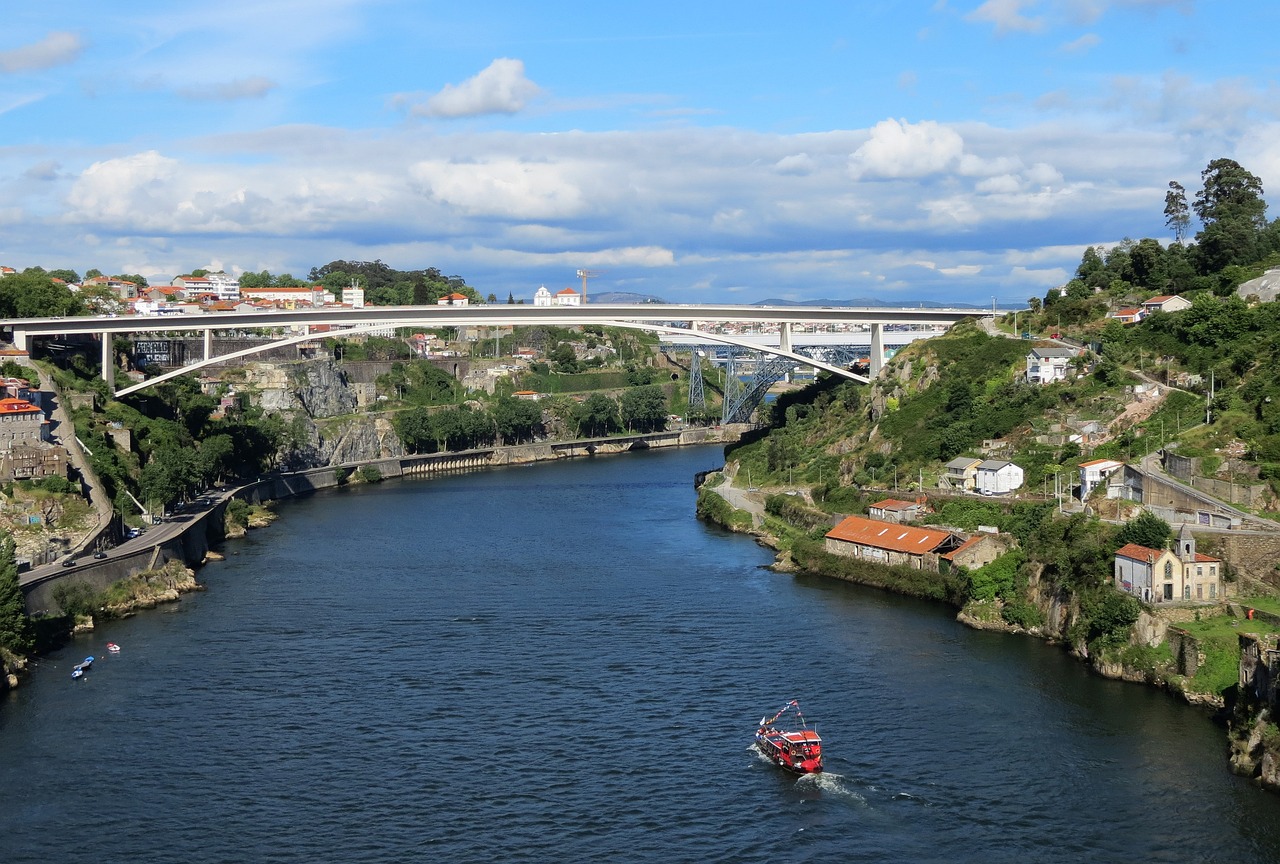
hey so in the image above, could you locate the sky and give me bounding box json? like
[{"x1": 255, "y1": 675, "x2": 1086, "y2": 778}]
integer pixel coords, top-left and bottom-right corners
[{"x1": 2, "y1": 1, "x2": 1279, "y2": 306}]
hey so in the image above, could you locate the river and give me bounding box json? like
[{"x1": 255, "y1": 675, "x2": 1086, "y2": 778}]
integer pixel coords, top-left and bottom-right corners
[{"x1": 2, "y1": 445, "x2": 1278, "y2": 863}]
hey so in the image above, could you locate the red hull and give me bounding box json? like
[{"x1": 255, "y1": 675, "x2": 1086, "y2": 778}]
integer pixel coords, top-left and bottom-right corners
[{"x1": 754, "y1": 725, "x2": 823, "y2": 774}]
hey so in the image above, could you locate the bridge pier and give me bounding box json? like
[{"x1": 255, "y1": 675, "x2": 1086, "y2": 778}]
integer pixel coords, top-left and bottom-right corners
[
  {"x1": 203, "y1": 328, "x2": 213, "y2": 361},
  {"x1": 101, "y1": 331, "x2": 115, "y2": 392},
  {"x1": 869, "y1": 323, "x2": 884, "y2": 376}
]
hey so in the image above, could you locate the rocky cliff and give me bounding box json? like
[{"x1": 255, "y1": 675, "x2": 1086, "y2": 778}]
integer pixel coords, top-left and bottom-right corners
[{"x1": 237, "y1": 359, "x2": 405, "y2": 468}]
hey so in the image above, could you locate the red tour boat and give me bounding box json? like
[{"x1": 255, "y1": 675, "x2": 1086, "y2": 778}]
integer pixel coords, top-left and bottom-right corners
[{"x1": 754, "y1": 700, "x2": 823, "y2": 774}]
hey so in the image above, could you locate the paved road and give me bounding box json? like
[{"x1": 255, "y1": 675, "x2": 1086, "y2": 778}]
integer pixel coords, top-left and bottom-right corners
[{"x1": 18, "y1": 487, "x2": 238, "y2": 588}]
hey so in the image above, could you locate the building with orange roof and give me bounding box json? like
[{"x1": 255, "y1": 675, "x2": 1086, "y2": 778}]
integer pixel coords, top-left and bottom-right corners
[
  {"x1": 0, "y1": 398, "x2": 47, "y2": 445},
  {"x1": 1141, "y1": 294, "x2": 1192, "y2": 315},
  {"x1": 554, "y1": 287, "x2": 581, "y2": 307},
  {"x1": 824, "y1": 515, "x2": 962, "y2": 570},
  {"x1": 1114, "y1": 524, "x2": 1221, "y2": 603},
  {"x1": 437, "y1": 292, "x2": 470, "y2": 306},
  {"x1": 1110, "y1": 307, "x2": 1144, "y2": 325},
  {"x1": 868, "y1": 498, "x2": 923, "y2": 523}
]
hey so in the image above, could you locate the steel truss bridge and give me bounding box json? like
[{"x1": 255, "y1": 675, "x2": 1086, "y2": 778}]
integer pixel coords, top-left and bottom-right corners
[{"x1": 5, "y1": 303, "x2": 989, "y2": 422}]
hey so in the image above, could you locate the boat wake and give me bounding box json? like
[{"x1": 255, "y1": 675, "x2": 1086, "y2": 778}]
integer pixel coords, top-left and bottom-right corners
[{"x1": 794, "y1": 771, "x2": 866, "y2": 805}]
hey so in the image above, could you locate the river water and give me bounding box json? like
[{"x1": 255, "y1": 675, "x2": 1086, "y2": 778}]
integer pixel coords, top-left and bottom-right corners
[{"x1": 2, "y1": 446, "x2": 1279, "y2": 863}]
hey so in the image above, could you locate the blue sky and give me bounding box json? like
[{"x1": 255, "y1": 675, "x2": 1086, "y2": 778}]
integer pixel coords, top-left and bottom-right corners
[{"x1": 3, "y1": 1, "x2": 1278, "y2": 305}]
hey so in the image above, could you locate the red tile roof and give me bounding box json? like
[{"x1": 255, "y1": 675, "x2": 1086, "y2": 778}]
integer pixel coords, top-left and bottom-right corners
[
  {"x1": 1115, "y1": 542, "x2": 1219, "y2": 564},
  {"x1": 0, "y1": 398, "x2": 41, "y2": 414},
  {"x1": 941, "y1": 535, "x2": 984, "y2": 561},
  {"x1": 825, "y1": 515, "x2": 954, "y2": 554}
]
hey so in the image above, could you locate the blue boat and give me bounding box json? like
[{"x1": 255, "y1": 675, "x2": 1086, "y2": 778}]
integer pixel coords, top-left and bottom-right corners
[{"x1": 71, "y1": 656, "x2": 94, "y2": 679}]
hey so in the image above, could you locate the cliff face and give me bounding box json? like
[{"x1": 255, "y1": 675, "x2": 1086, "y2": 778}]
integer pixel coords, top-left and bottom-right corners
[{"x1": 239, "y1": 359, "x2": 404, "y2": 468}]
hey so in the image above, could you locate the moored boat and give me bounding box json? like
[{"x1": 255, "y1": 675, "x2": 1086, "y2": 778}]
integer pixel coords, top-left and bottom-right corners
[
  {"x1": 71, "y1": 656, "x2": 94, "y2": 679},
  {"x1": 106, "y1": 643, "x2": 121, "y2": 653},
  {"x1": 754, "y1": 699, "x2": 823, "y2": 774}
]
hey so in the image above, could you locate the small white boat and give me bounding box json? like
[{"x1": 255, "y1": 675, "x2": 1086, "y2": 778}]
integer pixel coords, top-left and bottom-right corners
[{"x1": 106, "y1": 643, "x2": 121, "y2": 653}]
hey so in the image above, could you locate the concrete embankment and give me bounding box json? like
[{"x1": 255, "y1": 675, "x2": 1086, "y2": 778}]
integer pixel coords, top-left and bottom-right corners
[{"x1": 22, "y1": 426, "x2": 742, "y2": 614}]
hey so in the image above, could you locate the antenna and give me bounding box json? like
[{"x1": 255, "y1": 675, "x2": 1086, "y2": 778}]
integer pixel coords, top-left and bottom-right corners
[{"x1": 576, "y1": 269, "x2": 603, "y2": 304}]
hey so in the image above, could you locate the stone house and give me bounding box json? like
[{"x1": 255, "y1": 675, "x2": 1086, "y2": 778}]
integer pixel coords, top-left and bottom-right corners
[
  {"x1": 1114, "y1": 525, "x2": 1222, "y2": 603},
  {"x1": 868, "y1": 498, "x2": 922, "y2": 523},
  {"x1": 941, "y1": 533, "x2": 1005, "y2": 570},
  {"x1": 0, "y1": 442, "x2": 67, "y2": 482},
  {"x1": 0, "y1": 398, "x2": 46, "y2": 445},
  {"x1": 824, "y1": 515, "x2": 963, "y2": 570}
]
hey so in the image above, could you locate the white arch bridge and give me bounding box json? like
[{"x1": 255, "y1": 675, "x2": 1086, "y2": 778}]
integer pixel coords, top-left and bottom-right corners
[{"x1": 5, "y1": 303, "x2": 989, "y2": 419}]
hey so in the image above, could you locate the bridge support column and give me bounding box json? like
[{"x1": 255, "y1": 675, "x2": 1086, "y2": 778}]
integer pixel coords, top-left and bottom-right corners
[
  {"x1": 101, "y1": 331, "x2": 115, "y2": 392},
  {"x1": 779, "y1": 322, "x2": 792, "y2": 354},
  {"x1": 870, "y1": 323, "x2": 884, "y2": 376},
  {"x1": 203, "y1": 328, "x2": 213, "y2": 361},
  {"x1": 11, "y1": 328, "x2": 27, "y2": 353}
]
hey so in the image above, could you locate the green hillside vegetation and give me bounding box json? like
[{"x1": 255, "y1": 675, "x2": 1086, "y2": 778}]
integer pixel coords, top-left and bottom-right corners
[{"x1": 707, "y1": 158, "x2": 1280, "y2": 751}]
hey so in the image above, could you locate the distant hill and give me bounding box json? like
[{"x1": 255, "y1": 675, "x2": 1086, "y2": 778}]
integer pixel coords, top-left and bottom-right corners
[
  {"x1": 590, "y1": 291, "x2": 666, "y2": 304},
  {"x1": 753, "y1": 297, "x2": 989, "y2": 309}
]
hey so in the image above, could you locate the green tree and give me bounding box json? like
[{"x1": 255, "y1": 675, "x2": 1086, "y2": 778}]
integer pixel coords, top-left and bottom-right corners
[
  {"x1": 1193, "y1": 158, "x2": 1268, "y2": 272},
  {"x1": 575, "y1": 393, "x2": 619, "y2": 437},
  {"x1": 492, "y1": 397, "x2": 543, "y2": 444},
  {"x1": 1115, "y1": 511, "x2": 1172, "y2": 550},
  {"x1": 0, "y1": 272, "x2": 84, "y2": 318},
  {"x1": 0, "y1": 534, "x2": 33, "y2": 654},
  {"x1": 1164, "y1": 181, "x2": 1190, "y2": 242},
  {"x1": 620, "y1": 384, "x2": 668, "y2": 432}
]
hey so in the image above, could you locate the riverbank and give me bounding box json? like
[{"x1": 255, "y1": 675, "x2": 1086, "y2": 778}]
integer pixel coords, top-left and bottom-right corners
[
  {"x1": 695, "y1": 467, "x2": 1280, "y2": 793},
  {"x1": 5, "y1": 430, "x2": 740, "y2": 691}
]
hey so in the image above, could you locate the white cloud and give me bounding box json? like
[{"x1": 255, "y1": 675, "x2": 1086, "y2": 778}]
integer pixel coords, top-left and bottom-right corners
[
  {"x1": 176, "y1": 76, "x2": 276, "y2": 102},
  {"x1": 848, "y1": 118, "x2": 965, "y2": 179},
  {"x1": 409, "y1": 158, "x2": 589, "y2": 219},
  {"x1": 774, "y1": 153, "x2": 814, "y2": 175},
  {"x1": 1060, "y1": 33, "x2": 1101, "y2": 53},
  {"x1": 417, "y1": 58, "x2": 542, "y2": 119},
  {"x1": 0, "y1": 32, "x2": 84, "y2": 73},
  {"x1": 966, "y1": 0, "x2": 1046, "y2": 34}
]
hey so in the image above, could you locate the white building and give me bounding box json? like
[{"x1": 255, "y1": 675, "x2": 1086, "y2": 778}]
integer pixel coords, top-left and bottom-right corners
[
  {"x1": 554, "y1": 288, "x2": 581, "y2": 307},
  {"x1": 1026, "y1": 346, "x2": 1077, "y2": 385},
  {"x1": 975, "y1": 460, "x2": 1024, "y2": 495},
  {"x1": 240, "y1": 286, "x2": 332, "y2": 307},
  {"x1": 1080, "y1": 458, "x2": 1124, "y2": 497},
  {"x1": 342, "y1": 287, "x2": 365, "y2": 309},
  {"x1": 533, "y1": 286, "x2": 553, "y2": 307}
]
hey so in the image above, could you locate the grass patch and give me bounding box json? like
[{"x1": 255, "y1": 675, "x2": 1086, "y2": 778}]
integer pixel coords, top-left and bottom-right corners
[{"x1": 1177, "y1": 610, "x2": 1280, "y2": 695}]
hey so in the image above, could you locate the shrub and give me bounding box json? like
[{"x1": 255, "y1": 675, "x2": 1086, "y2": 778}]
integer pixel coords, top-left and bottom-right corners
[
  {"x1": 51, "y1": 581, "x2": 101, "y2": 618},
  {"x1": 357, "y1": 465, "x2": 383, "y2": 483}
]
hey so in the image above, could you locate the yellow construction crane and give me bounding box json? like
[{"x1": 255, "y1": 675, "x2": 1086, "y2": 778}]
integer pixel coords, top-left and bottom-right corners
[{"x1": 576, "y1": 269, "x2": 603, "y2": 303}]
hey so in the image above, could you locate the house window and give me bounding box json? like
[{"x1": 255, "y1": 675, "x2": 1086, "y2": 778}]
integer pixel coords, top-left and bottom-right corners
[
  {"x1": 1164, "y1": 561, "x2": 1173, "y2": 579},
  {"x1": 1197, "y1": 585, "x2": 1203, "y2": 600},
  {"x1": 1197, "y1": 566, "x2": 1203, "y2": 576},
  {"x1": 1210, "y1": 584, "x2": 1217, "y2": 599},
  {"x1": 1184, "y1": 585, "x2": 1191, "y2": 600}
]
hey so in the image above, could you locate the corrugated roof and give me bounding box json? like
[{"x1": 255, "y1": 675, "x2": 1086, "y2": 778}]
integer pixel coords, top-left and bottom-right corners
[{"x1": 825, "y1": 515, "x2": 954, "y2": 554}]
